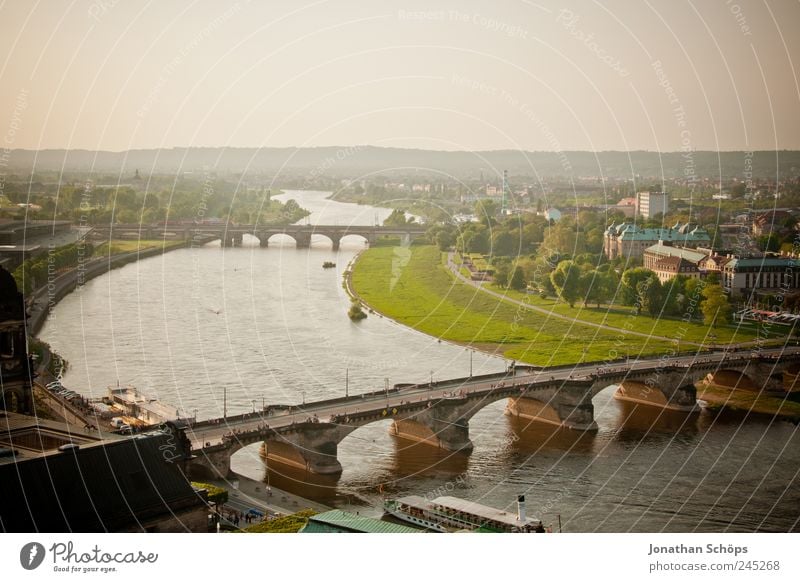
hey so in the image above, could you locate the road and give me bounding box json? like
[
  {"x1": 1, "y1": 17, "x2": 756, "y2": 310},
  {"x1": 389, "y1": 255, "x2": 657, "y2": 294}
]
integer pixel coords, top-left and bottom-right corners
[{"x1": 186, "y1": 345, "x2": 799, "y2": 449}]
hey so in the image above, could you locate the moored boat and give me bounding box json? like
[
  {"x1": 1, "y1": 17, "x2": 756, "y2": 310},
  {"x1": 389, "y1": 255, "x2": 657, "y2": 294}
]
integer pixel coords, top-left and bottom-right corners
[{"x1": 384, "y1": 494, "x2": 546, "y2": 533}]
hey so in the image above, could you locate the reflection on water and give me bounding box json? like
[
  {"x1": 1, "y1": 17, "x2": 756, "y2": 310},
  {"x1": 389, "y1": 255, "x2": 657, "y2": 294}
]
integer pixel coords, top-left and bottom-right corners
[{"x1": 40, "y1": 190, "x2": 800, "y2": 532}]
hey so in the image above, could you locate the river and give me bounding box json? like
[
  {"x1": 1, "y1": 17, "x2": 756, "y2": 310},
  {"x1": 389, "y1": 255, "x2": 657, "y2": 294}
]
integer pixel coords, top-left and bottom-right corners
[{"x1": 39, "y1": 190, "x2": 800, "y2": 532}]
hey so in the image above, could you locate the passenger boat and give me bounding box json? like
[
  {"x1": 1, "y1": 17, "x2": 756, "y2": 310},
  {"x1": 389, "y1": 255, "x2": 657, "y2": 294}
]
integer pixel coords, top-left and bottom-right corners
[{"x1": 383, "y1": 495, "x2": 545, "y2": 533}]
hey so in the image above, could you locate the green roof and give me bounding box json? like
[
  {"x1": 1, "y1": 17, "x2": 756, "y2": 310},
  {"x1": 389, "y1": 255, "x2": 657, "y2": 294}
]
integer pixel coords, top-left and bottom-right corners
[
  {"x1": 726, "y1": 257, "x2": 798, "y2": 269},
  {"x1": 299, "y1": 510, "x2": 421, "y2": 534}
]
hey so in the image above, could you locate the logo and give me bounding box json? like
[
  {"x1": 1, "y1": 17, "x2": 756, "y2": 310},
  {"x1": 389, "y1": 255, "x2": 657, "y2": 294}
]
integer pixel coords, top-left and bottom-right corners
[{"x1": 20, "y1": 542, "x2": 46, "y2": 570}]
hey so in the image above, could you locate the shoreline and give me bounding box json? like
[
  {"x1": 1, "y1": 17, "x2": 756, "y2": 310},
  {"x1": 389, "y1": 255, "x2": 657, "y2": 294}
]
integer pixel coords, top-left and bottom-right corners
[{"x1": 344, "y1": 245, "x2": 511, "y2": 363}]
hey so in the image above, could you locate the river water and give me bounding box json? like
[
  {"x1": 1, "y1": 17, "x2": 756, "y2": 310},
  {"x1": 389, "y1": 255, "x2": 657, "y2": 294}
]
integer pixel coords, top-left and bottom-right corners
[{"x1": 39, "y1": 190, "x2": 800, "y2": 532}]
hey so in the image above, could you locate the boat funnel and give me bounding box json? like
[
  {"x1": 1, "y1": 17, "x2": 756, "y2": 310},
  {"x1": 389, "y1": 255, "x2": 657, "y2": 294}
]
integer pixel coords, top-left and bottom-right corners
[{"x1": 517, "y1": 495, "x2": 526, "y2": 522}]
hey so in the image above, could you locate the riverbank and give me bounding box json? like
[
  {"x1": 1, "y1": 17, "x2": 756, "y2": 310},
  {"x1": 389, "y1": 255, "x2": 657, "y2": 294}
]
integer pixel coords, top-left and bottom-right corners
[
  {"x1": 698, "y1": 382, "x2": 800, "y2": 421},
  {"x1": 349, "y1": 245, "x2": 682, "y2": 365},
  {"x1": 348, "y1": 245, "x2": 771, "y2": 366}
]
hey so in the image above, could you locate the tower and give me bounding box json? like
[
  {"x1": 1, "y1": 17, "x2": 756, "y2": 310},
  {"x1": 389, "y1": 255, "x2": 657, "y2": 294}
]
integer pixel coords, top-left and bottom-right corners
[{"x1": 501, "y1": 169, "x2": 510, "y2": 214}]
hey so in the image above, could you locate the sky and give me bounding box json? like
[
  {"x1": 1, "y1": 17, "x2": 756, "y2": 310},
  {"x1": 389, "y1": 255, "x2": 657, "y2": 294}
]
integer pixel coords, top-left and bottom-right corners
[{"x1": 0, "y1": 0, "x2": 798, "y2": 152}]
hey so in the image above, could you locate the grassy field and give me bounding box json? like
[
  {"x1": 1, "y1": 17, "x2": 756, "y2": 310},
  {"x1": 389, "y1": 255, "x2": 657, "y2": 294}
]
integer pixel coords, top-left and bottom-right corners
[
  {"x1": 350, "y1": 246, "x2": 777, "y2": 366},
  {"x1": 352, "y1": 246, "x2": 672, "y2": 365},
  {"x1": 477, "y1": 281, "x2": 769, "y2": 346},
  {"x1": 95, "y1": 239, "x2": 186, "y2": 255}
]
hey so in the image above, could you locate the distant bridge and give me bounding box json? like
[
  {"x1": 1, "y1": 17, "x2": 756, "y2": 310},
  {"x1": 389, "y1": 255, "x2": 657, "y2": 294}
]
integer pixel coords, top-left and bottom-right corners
[
  {"x1": 91, "y1": 224, "x2": 429, "y2": 250},
  {"x1": 183, "y1": 347, "x2": 800, "y2": 479}
]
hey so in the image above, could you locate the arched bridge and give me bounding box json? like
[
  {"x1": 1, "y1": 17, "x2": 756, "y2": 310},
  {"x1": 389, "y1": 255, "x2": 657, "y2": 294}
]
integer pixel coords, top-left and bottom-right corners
[
  {"x1": 183, "y1": 346, "x2": 800, "y2": 479},
  {"x1": 91, "y1": 224, "x2": 428, "y2": 250}
]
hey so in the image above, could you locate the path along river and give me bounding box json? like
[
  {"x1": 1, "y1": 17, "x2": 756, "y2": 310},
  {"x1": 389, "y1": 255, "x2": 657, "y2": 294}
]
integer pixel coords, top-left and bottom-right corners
[{"x1": 39, "y1": 190, "x2": 800, "y2": 532}]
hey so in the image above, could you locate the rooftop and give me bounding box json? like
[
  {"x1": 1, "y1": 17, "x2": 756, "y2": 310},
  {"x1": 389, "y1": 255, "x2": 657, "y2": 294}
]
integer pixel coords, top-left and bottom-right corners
[
  {"x1": 645, "y1": 243, "x2": 708, "y2": 263},
  {"x1": 300, "y1": 509, "x2": 420, "y2": 533}
]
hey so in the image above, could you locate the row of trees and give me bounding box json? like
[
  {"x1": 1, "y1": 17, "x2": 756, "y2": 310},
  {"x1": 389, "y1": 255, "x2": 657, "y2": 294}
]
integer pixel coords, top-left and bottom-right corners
[
  {"x1": 490, "y1": 253, "x2": 733, "y2": 327},
  {"x1": 13, "y1": 242, "x2": 94, "y2": 294},
  {"x1": 3, "y1": 179, "x2": 309, "y2": 226}
]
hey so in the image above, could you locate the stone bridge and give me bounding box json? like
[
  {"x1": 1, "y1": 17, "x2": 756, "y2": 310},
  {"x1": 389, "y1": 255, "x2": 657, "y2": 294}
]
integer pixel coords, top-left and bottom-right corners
[
  {"x1": 183, "y1": 347, "x2": 800, "y2": 479},
  {"x1": 91, "y1": 224, "x2": 428, "y2": 249}
]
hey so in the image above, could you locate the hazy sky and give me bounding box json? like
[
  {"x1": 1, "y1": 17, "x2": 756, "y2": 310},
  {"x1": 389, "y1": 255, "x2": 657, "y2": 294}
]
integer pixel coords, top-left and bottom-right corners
[{"x1": 1, "y1": 0, "x2": 798, "y2": 152}]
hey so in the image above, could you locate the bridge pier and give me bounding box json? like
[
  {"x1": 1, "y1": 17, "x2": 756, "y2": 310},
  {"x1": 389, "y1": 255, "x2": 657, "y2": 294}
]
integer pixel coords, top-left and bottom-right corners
[
  {"x1": 267, "y1": 424, "x2": 353, "y2": 475},
  {"x1": 232, "y1": 233, "x2": 243, "y2": 247},
  {"x1": 391, "y1": 404, "x2": 473, "y2": 452},
  {"x1": 294, "y1": 233, "x2": 311, "y2": 249},
  {"x1": 185, "y1": 444, "x2": 232, "y2": 480},
  {"x1": 258, "y1": 236, "x2": 269, "y2": 248},
  {"x1": 330, "y1": 235, "x2": 341, "y2": 251},
  {"x1": 507, "y1": 381, "x2": 598, "y2": 431}
]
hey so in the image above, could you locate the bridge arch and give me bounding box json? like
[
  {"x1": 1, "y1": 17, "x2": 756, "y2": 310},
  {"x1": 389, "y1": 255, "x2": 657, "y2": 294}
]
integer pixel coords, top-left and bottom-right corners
[
  {"x1": 338, "y1": 233, "x2": 371, "y2": 248},
  {"x1": 704, "y1": 369, "x2": 758, "y2": 391}
]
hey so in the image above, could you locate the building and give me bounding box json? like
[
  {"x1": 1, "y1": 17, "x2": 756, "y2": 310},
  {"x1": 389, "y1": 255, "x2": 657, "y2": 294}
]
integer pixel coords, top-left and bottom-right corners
[
  {"x1": 643, "y1": 243, "x2": 723, "y2": 283},
  {"x1": 0, "y1": 266, "x2": 34, "y2": 415},
  {"x1": 642, "y1": 242, "x2": 800, "y2": 299},
  {"x1": 298, "y1": 509, "x2": 420, "y2": 533},
  {"x1": 635, "y1": 191, "x2": 669, "y2": 218},
  {"x1": 721, "y1": 255, "x2": 800, "y2": 299},
  {"x1": 543, "y1": 208, "x2": 562, "y2": 222},
  {"x1": 0, "y1": 413, "x2": 208, "y2": 532},
  {"x1": 614, "y1": 197, "x2": 637, "y2": 218},
  {"x1": 604, "y1": 222, "x2": 711, "y2": 260},
  {"x1": 751, "y1": 210, "x2": 796, "y2": 237}
]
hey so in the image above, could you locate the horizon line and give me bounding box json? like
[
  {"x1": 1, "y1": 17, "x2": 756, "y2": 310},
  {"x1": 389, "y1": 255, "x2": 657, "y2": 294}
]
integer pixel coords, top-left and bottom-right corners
[{"x1": 8, "y1": 145, "x2": 798, "y2": 155}]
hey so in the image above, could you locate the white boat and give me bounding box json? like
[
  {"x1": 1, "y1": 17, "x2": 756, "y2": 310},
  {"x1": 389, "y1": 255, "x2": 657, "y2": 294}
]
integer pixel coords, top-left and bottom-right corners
[{"x1": 384, "y1": 494, "x2": 545, "y2": 533}]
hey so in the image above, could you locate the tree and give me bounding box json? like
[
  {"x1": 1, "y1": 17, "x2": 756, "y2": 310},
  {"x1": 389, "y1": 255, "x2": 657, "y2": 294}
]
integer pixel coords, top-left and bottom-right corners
[
  {"x1": 493, "y1": 263, "x2": 510, "y2": 287},
  {"x1": 466, "y1": 230, "x2": 489, "y2": 254},
  {"x1": 661, "y1": 275, "x2": 687, "y2": 316},
  {"x1": 637, "y1": 274, "x2": 663, "y2": 318},
  {"x1": 348, "y1": 299, "x2": 367, "y2": 321},
  {"x1": 758, "y1": 233, "x2": 780, "y2": 252},
  {"x1": 683, "y1": 278, "x2": 705, "y2": 319},
  {"x1": 621, "y1": 268, "x2": 656, "y2": 306},
  {"x1": 701, "y1": 284, "x2": 732, "y2": 327},
  {"x1": 509, "y1": 266, "x2": 526, "y2": 291},
  {"x1": 492, "y1": 230, "x2": 517, "y2": 257},
  {"x1": 550, "y1": 260, "x2": 582, "y2": 307},
  {"x1": 435, "y1": 230, "x2": 454, "y2": 251},
  {"x1": 583, "y1": 269, "x2": 616, "y2": 308},
  {"x1": 383, "y1": 208, "x2": 410, "y2": 226},
  {"x1": 474, "y1": 200, "x2": 498, "y2": 227}
]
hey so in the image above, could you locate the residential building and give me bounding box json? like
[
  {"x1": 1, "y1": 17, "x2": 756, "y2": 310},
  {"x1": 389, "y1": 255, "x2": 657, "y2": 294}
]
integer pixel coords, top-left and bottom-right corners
[{"x1": 635, "y1": 191, "x2": 669, "y2": 218}]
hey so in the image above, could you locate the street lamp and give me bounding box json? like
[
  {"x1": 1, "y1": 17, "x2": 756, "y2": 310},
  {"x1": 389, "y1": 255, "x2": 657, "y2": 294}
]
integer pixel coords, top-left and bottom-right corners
[
  {"x1": 468, "y1": 349, "x2": 473, "y2": 377},
  {"x1": 251, "y1": 400, "x2": 256, "y2": 413},
  {"x1": 346, "y1": 368, "x2": 349, "y2": 398},
  {"x1": 192, "y1": 408, "x2": 198, "y2": 425}
]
